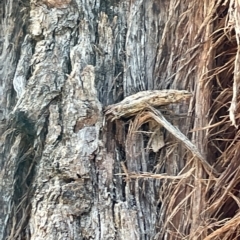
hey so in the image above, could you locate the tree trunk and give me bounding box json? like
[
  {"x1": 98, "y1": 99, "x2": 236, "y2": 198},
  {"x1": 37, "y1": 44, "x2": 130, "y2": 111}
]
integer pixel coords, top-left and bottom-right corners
[{"x1": 1, "y1": 0, "x2": 240, "y2": 239}]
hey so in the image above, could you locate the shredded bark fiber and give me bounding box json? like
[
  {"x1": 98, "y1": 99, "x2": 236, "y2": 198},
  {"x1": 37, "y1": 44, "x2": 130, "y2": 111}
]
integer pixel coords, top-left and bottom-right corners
[
  {"x1": 105, "y1": 89, "x2": 192, "y2": 120},
  {"x1": 105, "y1": 92, "x2": 217, "y2": 176},
  {"x1": 105, "y1": 0, "x2": 240, "y2": 236}
]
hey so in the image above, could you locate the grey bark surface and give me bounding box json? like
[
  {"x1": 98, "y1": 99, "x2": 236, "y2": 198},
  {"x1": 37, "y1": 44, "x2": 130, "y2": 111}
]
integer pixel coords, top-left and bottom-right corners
[{"x1": 0, "y1": 0, "x2": 219, "y2": 240}]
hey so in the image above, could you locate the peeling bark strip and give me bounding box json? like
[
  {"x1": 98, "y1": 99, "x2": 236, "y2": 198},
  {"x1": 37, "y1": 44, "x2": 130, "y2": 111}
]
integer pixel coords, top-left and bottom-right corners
[
  {"x1": 147, "y1": 107, "x2": 218, "y2": 176},
  {"x1": 105, "y1": 89, "x2": 217, "y2": 176},
  {"x1": 105, "y1": 89, "x2": 192, "y2": 120},
  {"x1": 118, "y1": 162, "x2": 194, "y2": 180}
]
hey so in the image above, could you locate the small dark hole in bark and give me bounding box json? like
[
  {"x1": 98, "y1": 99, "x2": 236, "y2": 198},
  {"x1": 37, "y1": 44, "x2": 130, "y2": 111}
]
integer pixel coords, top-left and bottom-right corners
[
  {"x1": 122, "y1": 179, "x2": 126, "y2": 201},
  {"x1": 157, "y1": 201, "x2": 162, "y2": 214},
  {"x1": 63, "y1": 178, "x2": 75, "y2": 183},
  {"x1": 76, "y1": 174, "x2": 81, "y2": 178}
]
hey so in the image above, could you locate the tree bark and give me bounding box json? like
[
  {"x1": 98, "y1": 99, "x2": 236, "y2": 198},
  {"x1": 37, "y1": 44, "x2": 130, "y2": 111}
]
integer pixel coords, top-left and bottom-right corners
[{"x1": 1, "y1": 0, "x2": 240, "y2": 239}]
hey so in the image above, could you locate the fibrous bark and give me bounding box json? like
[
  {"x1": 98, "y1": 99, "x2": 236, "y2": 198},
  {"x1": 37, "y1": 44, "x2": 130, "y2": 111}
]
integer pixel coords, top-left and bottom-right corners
[{"x1": 1, "y1": 0, "x2": 240, "y2": 240}]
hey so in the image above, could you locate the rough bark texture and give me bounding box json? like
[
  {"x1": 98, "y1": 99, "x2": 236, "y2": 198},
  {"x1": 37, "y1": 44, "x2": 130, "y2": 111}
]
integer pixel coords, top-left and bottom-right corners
[{"x1": 1, "y1": 0, "x2": 240, "y2": 239}]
